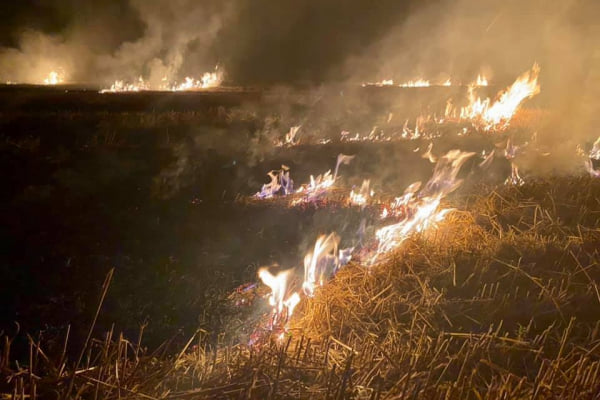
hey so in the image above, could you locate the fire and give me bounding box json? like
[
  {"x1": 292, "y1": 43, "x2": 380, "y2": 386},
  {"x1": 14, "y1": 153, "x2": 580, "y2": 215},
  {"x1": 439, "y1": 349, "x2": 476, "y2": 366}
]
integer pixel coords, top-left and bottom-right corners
[
  {"x1": 349, "y1": 179, "x2": 374, "y2": 207},
  {"x1": 258, "y1": 268, "x2": 300, "y2": 328},
  {"x1": 362, "y1": 79, "x2": 394, "y2": 87},
  {"x1": 460, "y1": 64, "x2": 540, "y2": 130},
  {"x1": 590, "y1": 137, "x2": 600, "y2": 160},
  {"x1": 371, "y1": 150, "x2": 474, "y2": 263},
  {"x1": 442, "y1": 79, "x2": 452, "y2": 87},
  {"x1": 171, "y1": 70, "x2": 223, "y2": 91},
  {"x1": 102, "y1": 76, "x2": 149, "y2": 93},
  {"x1": 43, "y1": 71, "x2": 64, "y2": 85},
  {"x1": 292, "y1": 154, "x2": 354, "y2": 204},
  {"x1": 475, "y1": 74, "x2": 488, "y2": 86},
  {"x1": 400, "y1": 79, "x2": 430, "y2": 88},
  {"x1": 302, "y1": 233, "x2": 341, "y2": 297},
  {"x1": 584, "y1": 136, "x2": 600, "y2": 177},
  {"x1": 275, "y1": 126, "x2": 301, "y2": 147},
  {"x1": 100, "y1": 67, "x2": 223, "y2": 93},
  {"x1": 255, "y1": 166, "x2": 294, "y2": 199},
  {"x1": 504, "y1": 138, "x2": 524, "y2": 186}
]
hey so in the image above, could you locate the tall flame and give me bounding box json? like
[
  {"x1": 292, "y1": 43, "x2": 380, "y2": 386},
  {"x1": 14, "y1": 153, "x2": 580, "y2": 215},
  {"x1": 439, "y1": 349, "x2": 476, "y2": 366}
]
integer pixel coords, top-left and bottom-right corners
[
  {"x1": 460, "y1": 64, "x2": 540, "y2": 130},
  {"x1": 371, "y1": 150, "x2": 474, "y2": 263},
  {"x1": 303, "y1": 233, "x2": 341, "y2": 297},
  {"x1": 43, "y1": 71, "x2": 64, "y2": 85},
  {"x1": 258, "y1": 268, "x2": 300, "y2": 327}
]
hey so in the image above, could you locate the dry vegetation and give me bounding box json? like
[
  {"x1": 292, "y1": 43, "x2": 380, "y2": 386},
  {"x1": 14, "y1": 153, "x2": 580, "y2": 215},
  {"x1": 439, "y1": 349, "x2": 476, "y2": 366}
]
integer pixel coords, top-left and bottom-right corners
[{"x1": 2, "y1": 176, "x2": 599, "y2": 399}]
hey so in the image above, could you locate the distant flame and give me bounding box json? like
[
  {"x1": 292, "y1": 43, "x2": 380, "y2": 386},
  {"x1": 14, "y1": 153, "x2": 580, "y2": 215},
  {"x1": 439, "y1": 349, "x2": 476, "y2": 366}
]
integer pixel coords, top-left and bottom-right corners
[
  {"x1": 255, "y1": 166, "x2": 294, "y2": 199},
  {"x1": 43, "y1": 71, "x2": 64, "y2": 85},
  {"x1": 101, "y1": 67, "x2": 223, "y2": 93}
]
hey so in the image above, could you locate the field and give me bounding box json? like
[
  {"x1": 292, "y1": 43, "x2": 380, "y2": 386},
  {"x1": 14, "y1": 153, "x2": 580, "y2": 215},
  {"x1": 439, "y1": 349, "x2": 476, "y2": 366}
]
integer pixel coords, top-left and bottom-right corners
[{"x1": 0, "y1": 85, "x2": 598, "y2": 399}]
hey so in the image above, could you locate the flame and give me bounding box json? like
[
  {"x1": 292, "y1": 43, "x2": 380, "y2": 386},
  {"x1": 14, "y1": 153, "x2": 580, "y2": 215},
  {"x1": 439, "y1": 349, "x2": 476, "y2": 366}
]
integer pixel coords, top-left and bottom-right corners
[
  {"x1": 400, "y1": 79, "x2": 430, "y2": 88},
  {"x1": 171, "y1": 70, "x2": 223, "y2": 91},
  {"x1": 371, "y1": 150, "x2": 474, "y2": 263},
  {"x1": 302, "y1": 233, "x2": 341, "y2": 297},
  {"x1": 442, "y1": 79, "x2": 452, "y2": 87},
  {"x1": 460, "y1": 64, "x2": 540, "y2": 130},
  {"x1": 349, "y1": 179, "x2": 373, "y2": 207},
  {"x1": 101, "y1": 67, "x2": 223, "y2": 93},
  {"x1": 584, "y1": 159, "x2": 600, "y2": 178},
  {"x1": 505, "y1": 162, "x2": 525, "y2": 186},
  {"x1": 362, "y1": 79, "x2": 394, "y2": 87},
  {"x1": 43, "y1": 71, "x2": 64, "y2": 85},
  {"x1": 584, "y1": 137, "x2": 600, "y2": 177},
  {"x1": 258, "y1": 267, "x2": 300, "y2": 327},
  {"x1": 475, "y1": 74, "x2": 488, "y2": 86},
  {"x1": 276, "y1": 126, "x2": 301, "y2": 147},
  {"x1": 590, "y1": 137, "x2": 600, "y2": 160},
  {"x1": 255, "y1": 166, "x2": 294, "y2": 199},
  {"x1": 292, "y1": 154, "x2": 354, "y2": 204}
]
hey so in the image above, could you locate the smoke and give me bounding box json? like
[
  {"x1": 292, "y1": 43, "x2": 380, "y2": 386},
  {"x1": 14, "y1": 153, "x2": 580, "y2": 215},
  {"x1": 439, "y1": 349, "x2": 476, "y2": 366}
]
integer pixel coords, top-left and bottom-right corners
[
  {"x1": 0, "y1": 0, "x2": 232, "y2": 85},
  {"x1": 1, "y1": 0, "x2": 597, "y2": 173}
]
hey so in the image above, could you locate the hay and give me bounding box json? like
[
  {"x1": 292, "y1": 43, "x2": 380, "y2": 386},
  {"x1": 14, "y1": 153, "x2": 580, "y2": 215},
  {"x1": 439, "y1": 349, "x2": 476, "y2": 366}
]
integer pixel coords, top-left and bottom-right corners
[{"x1": 2, "y1": 177, "x2": 600, "y2": 399}]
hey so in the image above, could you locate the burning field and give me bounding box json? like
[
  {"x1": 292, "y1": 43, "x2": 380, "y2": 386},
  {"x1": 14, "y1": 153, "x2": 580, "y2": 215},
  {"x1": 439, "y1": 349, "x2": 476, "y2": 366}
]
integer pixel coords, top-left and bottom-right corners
[{"x1": 1, "y1": 0, "x2": 600, "y2": 399}]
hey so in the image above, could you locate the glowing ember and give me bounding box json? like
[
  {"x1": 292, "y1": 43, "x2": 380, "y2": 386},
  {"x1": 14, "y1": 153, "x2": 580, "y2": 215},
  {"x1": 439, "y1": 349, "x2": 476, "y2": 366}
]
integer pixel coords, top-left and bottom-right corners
[
  {"x1": 302, "y1": 233, "x2": 341, "y2": 297},
  {"x1": 460, "y1": 64, "x2": 540, "y2": 131},
  {"x1": 43, "y1": 71, "x2": 64, "y2": 85},
  {"x1": 371, "y1": 150, "x2": 474, "y2": 263}
]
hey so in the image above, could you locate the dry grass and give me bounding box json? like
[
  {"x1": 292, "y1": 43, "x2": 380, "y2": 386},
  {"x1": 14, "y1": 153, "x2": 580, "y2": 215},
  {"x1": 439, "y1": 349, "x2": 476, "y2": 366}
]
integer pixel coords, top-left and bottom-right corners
[{"x1": 2, "y1": 177, "x2": 600, "y2": 399}]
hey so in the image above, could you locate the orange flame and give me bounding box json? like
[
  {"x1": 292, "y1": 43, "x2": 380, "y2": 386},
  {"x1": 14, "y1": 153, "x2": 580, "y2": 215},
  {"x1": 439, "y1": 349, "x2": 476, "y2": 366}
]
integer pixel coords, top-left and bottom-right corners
[
  {"x1": 460, "y1": 64, "x2": 540, "y2": 130},
  {"x1": 303, "y1": 233, "x2": 340, "y2": 297},
  {"x1": 372, "y1": 150, "x2": 474, "y2": 263},
  {"x1": 43, "y1": 71, "x2": 64, "y2": 85},
  {"x1": 258, "y1": 268, "x2": 300, "y2": 326}
]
